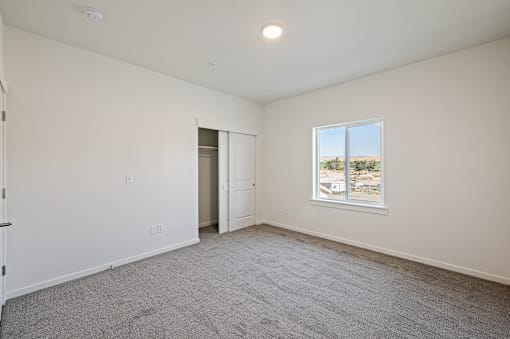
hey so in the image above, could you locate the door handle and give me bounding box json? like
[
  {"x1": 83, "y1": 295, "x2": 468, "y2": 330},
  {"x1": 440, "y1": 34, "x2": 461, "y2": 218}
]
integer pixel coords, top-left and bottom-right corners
[{"x1": 0, "y1": 222, "x2": 12, "y2": 228}]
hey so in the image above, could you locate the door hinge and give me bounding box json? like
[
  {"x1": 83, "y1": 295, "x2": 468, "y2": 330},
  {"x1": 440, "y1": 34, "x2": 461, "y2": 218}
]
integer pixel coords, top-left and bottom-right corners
[
  {"x1": 1, "y1": 110, "x2": 5, "y2": 122},
  {"x1": 1, "y1": 188, "x2": 5, "y2": 200},
  {"x1": 2, "y1": 265, "x2": 5, "y2": 276}
]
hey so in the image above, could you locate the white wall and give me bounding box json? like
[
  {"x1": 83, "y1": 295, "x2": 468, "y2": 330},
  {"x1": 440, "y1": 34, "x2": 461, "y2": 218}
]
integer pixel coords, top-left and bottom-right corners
[
  {"x1": 262, "y1": 38, "x2": 510, "y2": 284},
  {"x1": 0, "y1": 12, "x2": 5, "y2": 86},
  {"x1": 5, "y1": 27, "x2": 262, "y2": 297}
]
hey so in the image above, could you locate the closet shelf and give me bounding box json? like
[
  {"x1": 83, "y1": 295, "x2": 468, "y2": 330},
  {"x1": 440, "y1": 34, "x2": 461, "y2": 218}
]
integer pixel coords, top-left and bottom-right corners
[{"x1": 198, "y1": 146, "x2": 218, "y2": 150}]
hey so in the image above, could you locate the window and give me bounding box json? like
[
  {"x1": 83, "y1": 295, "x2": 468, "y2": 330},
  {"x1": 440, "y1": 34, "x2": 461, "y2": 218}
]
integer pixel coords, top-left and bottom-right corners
[{"x1": 313, "y1": 119, "x2": 383, "y2": 207}]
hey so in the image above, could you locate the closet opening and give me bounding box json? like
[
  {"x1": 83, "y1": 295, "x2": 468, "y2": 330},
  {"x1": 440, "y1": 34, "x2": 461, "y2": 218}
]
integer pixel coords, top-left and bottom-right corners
[
  {"x1": 198, "y1": 128, "x2": 220, "y2": 234},
  {"x1": 195, "y1": 122, "x2": 257, "y2": 238}
]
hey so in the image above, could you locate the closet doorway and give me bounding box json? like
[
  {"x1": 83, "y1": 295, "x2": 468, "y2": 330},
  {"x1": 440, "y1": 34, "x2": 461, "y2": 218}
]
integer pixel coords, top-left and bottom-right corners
[
  {"x1": 198, "y1": 128, "x2": 221, "y2": 233},
  {"x1": 196, "y1": 124, "x2": 256, "y2": 236}
]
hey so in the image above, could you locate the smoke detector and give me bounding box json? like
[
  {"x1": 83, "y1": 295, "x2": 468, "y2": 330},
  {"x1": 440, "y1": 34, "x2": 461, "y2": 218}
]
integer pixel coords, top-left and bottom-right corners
[{"x1": 84, "y1": 7, "x2": 104, "y2": 22}]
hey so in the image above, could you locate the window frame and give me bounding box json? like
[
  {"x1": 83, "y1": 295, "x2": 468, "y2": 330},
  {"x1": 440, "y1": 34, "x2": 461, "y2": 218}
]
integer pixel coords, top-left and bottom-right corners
[{"x1": 312, "y1": 118, "x2": 386, "y2": 212}]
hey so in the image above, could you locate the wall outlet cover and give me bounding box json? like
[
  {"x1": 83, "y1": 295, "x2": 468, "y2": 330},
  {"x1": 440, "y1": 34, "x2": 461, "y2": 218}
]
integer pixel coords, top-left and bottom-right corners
[{"x1": 125, "y1": 174, "x2": 135, "y2": 184}]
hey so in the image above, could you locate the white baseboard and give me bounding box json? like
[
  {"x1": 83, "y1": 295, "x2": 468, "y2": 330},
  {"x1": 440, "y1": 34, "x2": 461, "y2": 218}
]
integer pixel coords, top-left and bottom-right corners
[
  {"x1": 259, "y1": 219, "x2": 510, "y2": 285},
  {"x1": 199, "y1": 220, "x2": 218, "y2": 228},
  {"x1": 7, "y1": 238, "x2": 200, "y2": 299}
]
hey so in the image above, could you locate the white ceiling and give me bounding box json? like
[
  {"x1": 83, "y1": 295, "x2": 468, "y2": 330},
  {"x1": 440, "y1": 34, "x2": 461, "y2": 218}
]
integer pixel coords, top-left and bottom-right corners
[{"x1": 1, "y1": 0, "x2": 510, "y2": 103}]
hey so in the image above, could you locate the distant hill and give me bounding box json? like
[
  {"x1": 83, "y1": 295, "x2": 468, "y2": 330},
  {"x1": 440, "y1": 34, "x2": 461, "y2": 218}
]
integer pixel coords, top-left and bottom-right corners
[{"x1": 320, "y1": 156, "x2": 380, "y2": 161}]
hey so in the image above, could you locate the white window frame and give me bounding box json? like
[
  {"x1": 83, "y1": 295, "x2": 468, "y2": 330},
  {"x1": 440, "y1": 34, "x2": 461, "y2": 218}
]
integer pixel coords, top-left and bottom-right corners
[{"x1": 311, "y1": 118, "x2": 387, "y2": 215}]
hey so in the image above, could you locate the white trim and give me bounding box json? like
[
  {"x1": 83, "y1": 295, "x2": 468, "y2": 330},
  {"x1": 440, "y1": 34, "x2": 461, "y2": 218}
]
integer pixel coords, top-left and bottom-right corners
[
  {"x1": 255, "y1": 219, "x2": 265, "y2": 225},
  {"x1": 316, "y1": 117, "x2": 383, "y2": 130},
  {"x1": 192, "y1": 122, "x2": 199, "y2": 237},
  {"x1": 312, "y1": 128, "x2": 318, "y2": 198},
  {"x1": 218, "y1": 131, "x2": 229, "y2": 234},
  {"x1": 197, "y1": 119, "x2": 259, "y2": 136},
  {"x1": 260, "y1": 219, "x2": 510, "y2": 286},
  {"x1": 310, "y1": 198, "x2": 388, "y2": 215},
  {"x1": 6, "y1": 238, "x2": 200, "y2": 299},
  {"x1": 345, "y1": 125, "x2": 351, "y2": 199},
  {"x1": 380, "y1": 120, "x2": 385, "y2": 203},
  {"x1": 199, "y1": 220, "x2": 218, "y2": 228}
]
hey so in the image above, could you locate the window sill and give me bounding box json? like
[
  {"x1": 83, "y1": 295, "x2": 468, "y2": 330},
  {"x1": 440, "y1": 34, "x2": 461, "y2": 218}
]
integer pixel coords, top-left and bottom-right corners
[{"x1": 309, "y1": 198, "x2": 388, "y2": 215}]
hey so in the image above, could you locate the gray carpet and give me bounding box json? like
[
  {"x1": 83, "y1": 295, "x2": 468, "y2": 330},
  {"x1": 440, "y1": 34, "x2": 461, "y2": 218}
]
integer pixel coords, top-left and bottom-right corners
[{"x1": 1, "y1": 225, "x2": 509, "y2": 338}]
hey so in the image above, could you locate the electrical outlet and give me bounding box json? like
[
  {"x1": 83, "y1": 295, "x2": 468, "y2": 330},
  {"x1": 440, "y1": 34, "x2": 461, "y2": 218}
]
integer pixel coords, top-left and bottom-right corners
[
  {"x1": 284, "y1": 207, "x2": 288, "y2": 216},
  {"x1": 157, "y1": 224, "x2": 164, "y2": 233},
  {"x1": 125, "y1": 174, "x2": 135, "y2": 184},
  {"x1": 150, "y1": 225, "x2": 157, "y2": 235}
]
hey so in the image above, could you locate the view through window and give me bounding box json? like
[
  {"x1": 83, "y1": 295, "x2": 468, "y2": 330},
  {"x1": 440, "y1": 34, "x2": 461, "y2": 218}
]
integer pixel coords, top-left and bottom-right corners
[{"x1": 315, "y1": 120, "x2": 383, "y2": 204}]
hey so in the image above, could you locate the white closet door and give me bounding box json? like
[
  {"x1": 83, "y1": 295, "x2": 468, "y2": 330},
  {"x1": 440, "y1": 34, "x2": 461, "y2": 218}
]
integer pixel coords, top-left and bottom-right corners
[
  {"x1": 0, "y1": 89, "x2": 6, "y2": 313},
  {"x1": 218, "y1": 131, "x2": 228, "y2": 234},
  {"x1": 229, "y1": 133, "x2": 256, "y2": 231}
]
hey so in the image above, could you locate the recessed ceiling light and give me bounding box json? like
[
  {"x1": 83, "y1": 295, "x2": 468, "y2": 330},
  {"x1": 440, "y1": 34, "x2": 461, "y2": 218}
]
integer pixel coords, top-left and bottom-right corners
[
  {"x1": 84, "y1": 7, "x2": 104, "y2": 22},
  {"x1": 261, "y1": 24, "x2": 283, "y2": 40}
]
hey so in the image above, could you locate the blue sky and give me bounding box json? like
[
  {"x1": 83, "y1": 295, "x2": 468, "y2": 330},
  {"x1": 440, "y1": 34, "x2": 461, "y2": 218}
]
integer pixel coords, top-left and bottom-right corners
[{"x1": 319, "y1": 124, "x2": 381, "y2": 157}]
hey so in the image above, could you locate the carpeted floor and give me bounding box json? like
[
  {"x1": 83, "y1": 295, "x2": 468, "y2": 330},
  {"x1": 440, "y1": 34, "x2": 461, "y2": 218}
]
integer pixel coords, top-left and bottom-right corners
[{"x1": 1, "y1": 225, "x2": 509, "y2": 338}]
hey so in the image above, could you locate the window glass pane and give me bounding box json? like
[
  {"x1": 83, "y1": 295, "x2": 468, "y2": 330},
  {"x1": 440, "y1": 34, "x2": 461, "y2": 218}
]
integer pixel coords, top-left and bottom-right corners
[
  {"x1": 348, "y1": 123, "x2": 381, "y2": 202},
  {"x1": 318, "y1": 127, "x2": 346, "y2": 201}
]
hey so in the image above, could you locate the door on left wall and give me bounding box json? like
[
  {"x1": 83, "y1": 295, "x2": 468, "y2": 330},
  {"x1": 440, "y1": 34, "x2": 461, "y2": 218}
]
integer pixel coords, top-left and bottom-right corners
[{"x1": 0, "y1": 85, "x2": 10, "y2": 318}]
